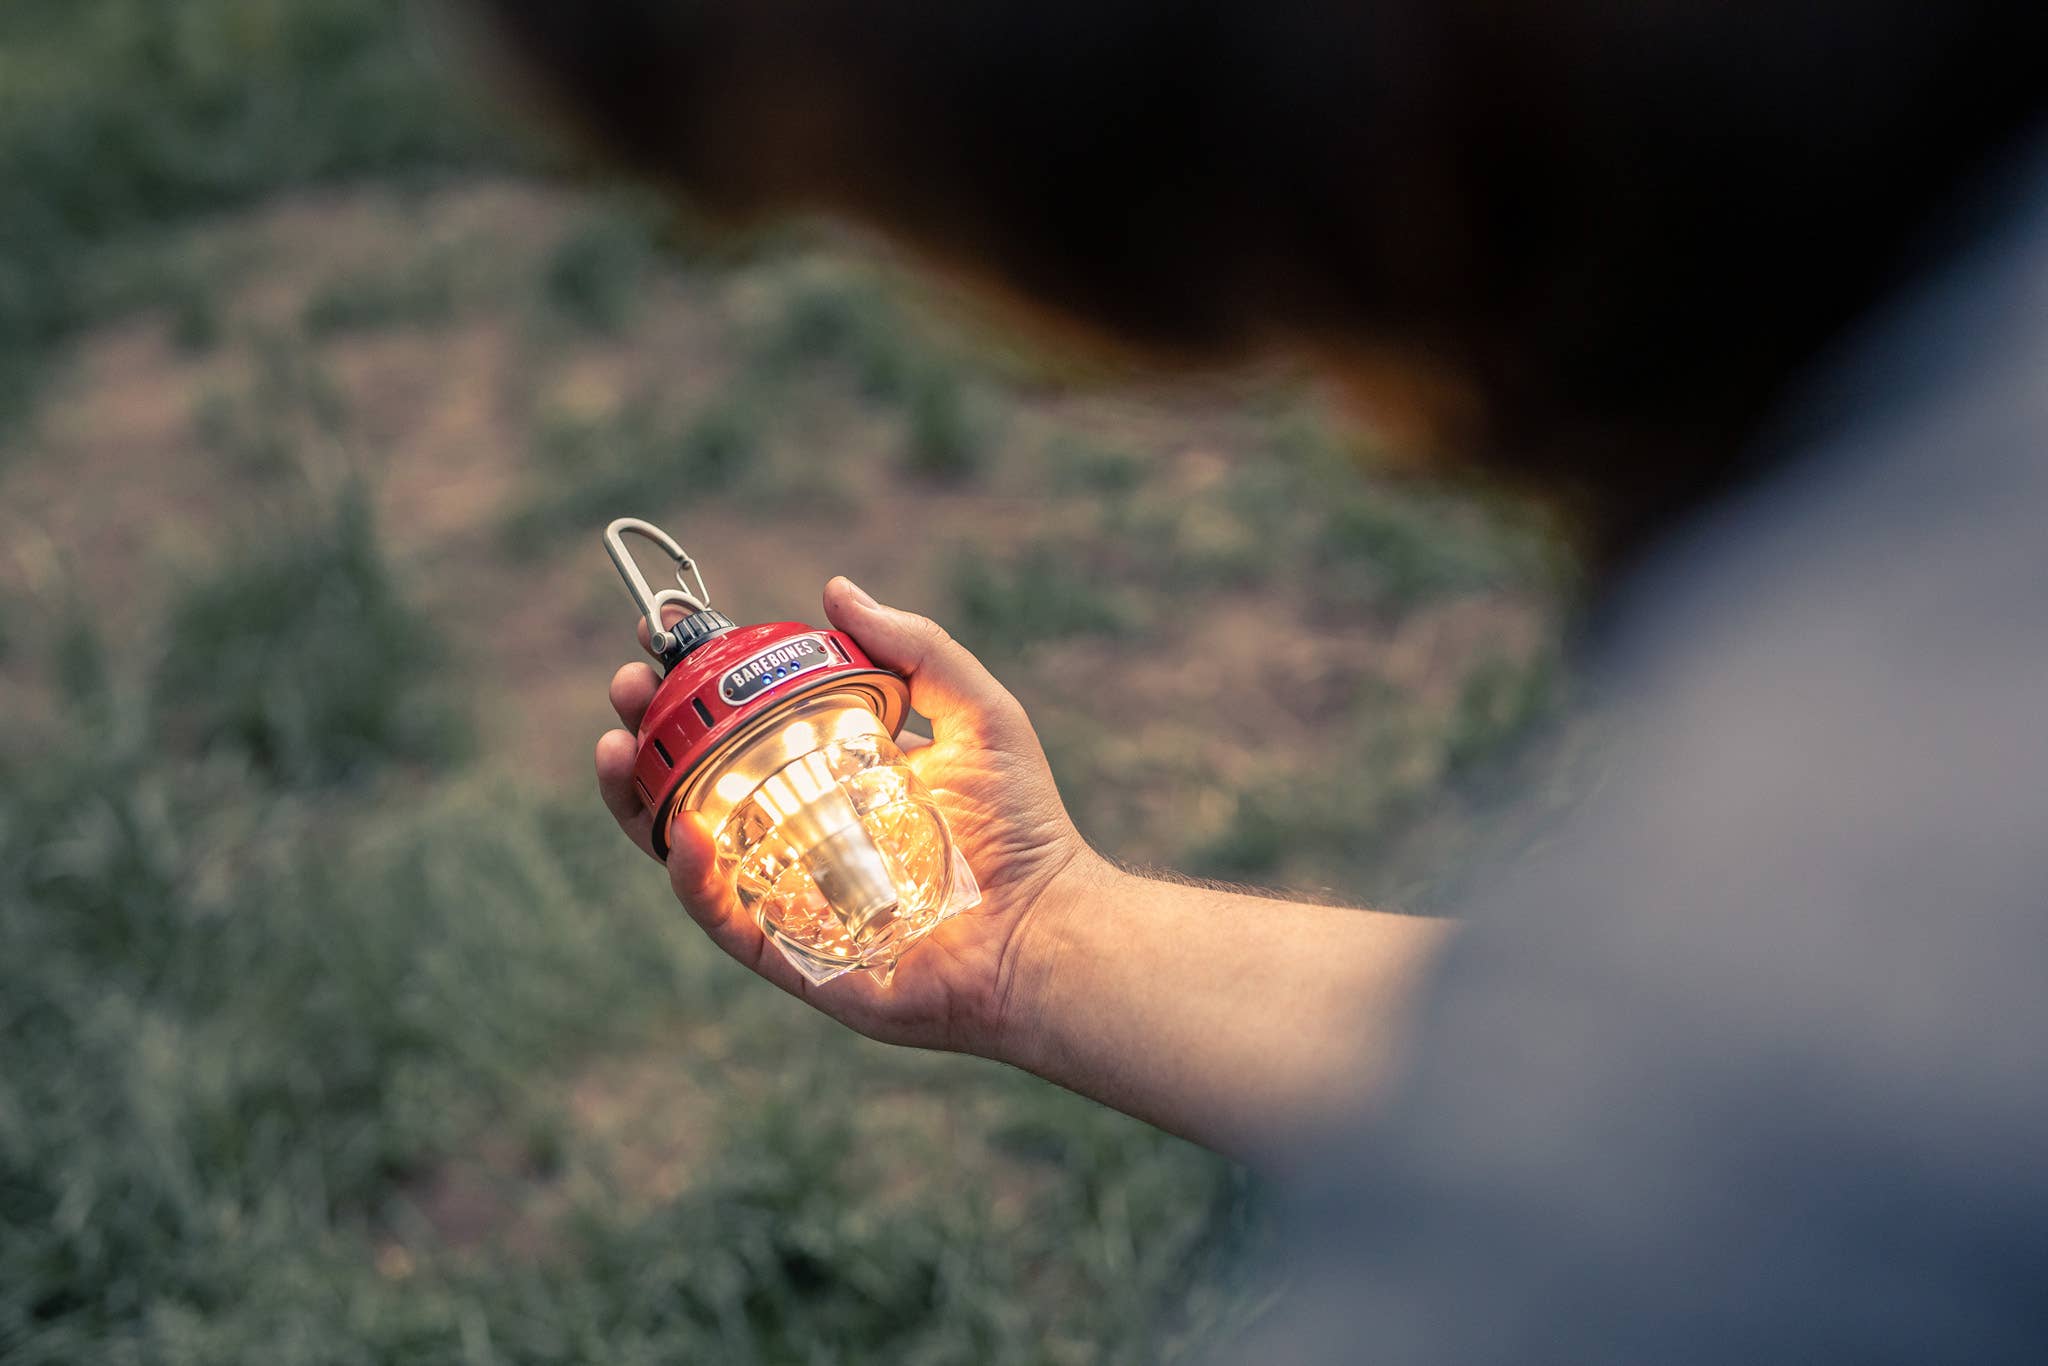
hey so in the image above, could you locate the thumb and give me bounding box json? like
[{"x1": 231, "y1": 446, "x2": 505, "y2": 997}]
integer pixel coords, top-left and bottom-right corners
[{"x1": 823, "y1": 576, "x2": 1027, "y2": 747}]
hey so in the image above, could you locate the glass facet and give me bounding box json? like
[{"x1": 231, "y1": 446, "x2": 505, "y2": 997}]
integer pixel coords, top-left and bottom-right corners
[{"x1": 695, "y1": 692, "x2": 978, "y2": 984}]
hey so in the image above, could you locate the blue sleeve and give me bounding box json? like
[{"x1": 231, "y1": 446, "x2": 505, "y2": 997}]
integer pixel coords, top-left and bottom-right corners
[{"x1": 1238, "y1": 182, "x2": 2048, "y2": 1362}]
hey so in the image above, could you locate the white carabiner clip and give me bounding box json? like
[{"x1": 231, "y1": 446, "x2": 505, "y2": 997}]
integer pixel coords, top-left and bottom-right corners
[{"x1": 604, "y1": 517, "x2": 711, "y2": 661}]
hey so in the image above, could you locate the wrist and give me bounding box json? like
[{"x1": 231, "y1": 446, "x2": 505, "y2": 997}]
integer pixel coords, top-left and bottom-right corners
[{"x1": 982, "y1": 843, "x2": 1122, "y2": 1070}]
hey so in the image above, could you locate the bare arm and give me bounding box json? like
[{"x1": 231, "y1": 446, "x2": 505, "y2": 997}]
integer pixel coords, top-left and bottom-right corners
[
  {"x1": 597, "y1": 578, "x2": 1448, "y2": 1163},
  {"x1": 995, "y1": 864, "x2": 1449, "y2": 1162}
]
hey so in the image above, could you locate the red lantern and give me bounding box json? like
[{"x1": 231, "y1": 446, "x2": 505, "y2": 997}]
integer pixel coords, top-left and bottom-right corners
[{"x1": 605, "y1": 519, "x2": 978, "y2": 985}]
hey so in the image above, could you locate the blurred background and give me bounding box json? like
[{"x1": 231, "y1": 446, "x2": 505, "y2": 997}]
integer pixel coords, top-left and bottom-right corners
[{"x1": 0, "y1": 1, "x2": 1579, "y2": 1360}]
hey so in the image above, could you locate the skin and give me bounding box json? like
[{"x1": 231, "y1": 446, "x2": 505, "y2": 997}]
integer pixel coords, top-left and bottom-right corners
[{"x1": 597, "y1": 577, "x2": 1449, "y2": 1164}]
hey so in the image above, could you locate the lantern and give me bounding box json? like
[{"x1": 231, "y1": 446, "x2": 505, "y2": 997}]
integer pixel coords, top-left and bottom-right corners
[{"x1": 604, "y1": 518, "x2": 979, "y2": 985}]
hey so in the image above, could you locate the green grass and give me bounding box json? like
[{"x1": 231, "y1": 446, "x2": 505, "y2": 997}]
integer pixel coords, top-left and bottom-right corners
[
  {"x1": 952, "y1": 547, "x2": 1134, "y2": 656},
  {"x1": 1, "y1": 491, "x2": 1259, "y2": 1360},
  {"x1": 1445, "y1": 649, "x2": 1562, "y2": 775},
  {"x1": 154, "y1": 485, "x2": 466, "y2": 784},
  {"x1": 131, "y1": 241, "x2": 232, "y2": 353},
  {"x1": 1181, "y1": 670, "x2": 1560, "y2": 885},
  {"x1": 749, "y1": 272, "x2": 919, "y2": 402},
  {"x1": 302, "y1": 252, "x2": 460, "y2": 337},
  {"x1": 81, "y1": 229, "x2": 272, "y2": 358},
  {"x1": 952, "y1": 405, "x2": 1569, "y2": 892},
  {"x1": 541, "y1": 205, "x2": 662, "y2": 337},
  {"x1": 191, "y1": 340, "x2": 352, "y2": 480},
  {"x1": 901, "y1": 363, "x2": 983, "y2": 480},
  {"x1": 0, "y1": 0, "x2": 505, "y2": 418},
  {"x1": 0, "y1": 720, "x2": 688, "y2": 1359},
  {"x1": 1044, "y1": 437, "x2": 1145, "y2": 496},
  {"x1": 1270, "y1": 414, "x2": 1548, "y2": 615},
  {"x1": 747, "y1": 267, "x2": 995, "y2": 480},
  {"x1": 502, "y1": 393, "x2": 767, "y2": 555},
  {"x1": 1311, "y1": 492, "x2": 1520, "y2": 613},
  {"x1": 958, "y1": 407, "x2": 1553, "y2": 644},
  {"x1": 0, "y1": 3, "x2": 1577, "y2": 1356},
  {"x1": 0, "y1": 182, "x2": 1549, "y2": 1366}
]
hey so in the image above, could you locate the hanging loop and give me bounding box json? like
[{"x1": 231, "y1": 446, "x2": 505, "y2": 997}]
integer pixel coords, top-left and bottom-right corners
[{"x1": 605, "y1": 517, "x2": 710, "y2": 659}]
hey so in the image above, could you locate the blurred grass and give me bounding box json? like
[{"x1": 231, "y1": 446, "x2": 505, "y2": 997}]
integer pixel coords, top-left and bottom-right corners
[
  {"x1": 954, "y1": 548, "x2": 1135, "y2": 653},
  {"x1": 0, "y1": 6, "x2": 1266, "y2": 1359},
  {"x1": 540, "y1": 203, "x2": 662, "y2": 336},
  {"x1": 192, "y1": 339, "x2": 352, "y2": 480},
  {"x1": 952, "y1": 410, "x2": 1570, "y2": 895},
  {"x1": 1180, "y1": 650, "x2": 1563, "y2": 883},
  {"x1": 0, "y1": 0, "x2": 504, "y2": 420},
  {"x1": 302, "y1": 251, "x2": 460, "y2": 337},
  {"x1": 901, "y1": 364, "x2": 985, "y2": 480},
  {"x1": 0, "y1": 0, "x2": 1576, "y2": 1358},
  {"x1": 154, "y1": 486, "x2": 467, "y2": 783},
  {"x1": 1, "y1": 522, "x2": 1261, "y2": 1361},
  {"x1": 747, "y1": 272, "x2": 920, "y2": 402},
  {"x1": 502, "y1": 393, "x2": 765, "y2": 555}
]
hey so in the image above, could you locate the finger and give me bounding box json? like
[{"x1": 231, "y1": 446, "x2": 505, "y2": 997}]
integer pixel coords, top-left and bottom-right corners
[
  {"x1": 662, "y1": 810, "x2": 727, "y2": 915},
  {"x1": 596, "y1": 728, "x2": 659, "y2": 861},
  {"x1": 610, "y1": 662, "x2": 660, "y2": 731},
  {"x1": 822, "y1": 577, "x2": 1029, "y2": 748}
]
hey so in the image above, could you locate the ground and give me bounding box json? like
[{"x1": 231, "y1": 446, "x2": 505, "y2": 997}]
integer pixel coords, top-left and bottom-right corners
[{"x1": 0, "y1": 6, "x2": 1579, "y2": 1360}]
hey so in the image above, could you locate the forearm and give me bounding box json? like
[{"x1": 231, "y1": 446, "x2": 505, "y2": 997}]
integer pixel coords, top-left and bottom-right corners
[{"x1": 991, "y1": 857, "x2": 1452, "y2": 1164}]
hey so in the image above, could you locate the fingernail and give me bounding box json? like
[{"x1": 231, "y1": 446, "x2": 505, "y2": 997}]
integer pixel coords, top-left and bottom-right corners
[{"x1": 841, "y1": 577, "x2": 878, "y2": 608}]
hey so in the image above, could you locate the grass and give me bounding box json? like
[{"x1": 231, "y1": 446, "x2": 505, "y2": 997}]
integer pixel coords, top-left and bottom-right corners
[
  {"x1": 541, "y1": 205, "x2": 662, "y2": 336},
  {"x1": 506, "y1": 250, "x2": 1001, "y2": 548},
  {"x1": 1268, "y1": 414, "x2": 1550, "y2": 615},
  {"x1": 947, "y1": 405, "x2": 1570, "y2": 893},
  {"x1": 901, "y1": 363, "x2": 983, "y2": 480},
  {"x1": 0, "y1": 1, "x2": 1578, "y2": 1356},
  {"x1": 1445, "y1": 649, "x2": 1563, "y2": 775},
  {"x1": 1311, "y1": 492, "x2": 1522, "y2": 613},
  {"x1": 0, "y1": 168, "x2": 1568, "y2": 1366},
  {"x1": 153, "y1": 485, "x2": 466, "y2": 784},
  {"x1": 302, "y1": 251, "x2": 460, "y2": 337},
  {"x1": 80, "y1": 229, "x2": 268, "y2": 357},
  {"x1": 191, "y1": 340, "x2": 352, "y2": 480},
  {"x1": 952, "y1": 547, "x2": 1134, "y2": 656},
  {"x1": 1181, "y1": 668, "x2": 1560, "y2": 885},
  {"x1": 1, "y1": 704, "x2": 686, "y2": 1359},
  {"x1": 502, "y1": 393, "x2": 766, "y2": 555},
  {"x1": 747, "y1": 267, "x2": 992, "y2": 478},
  {"x1": 0, "y1": 531, "x2": 1259, "y2": 1361},
  {"x1": 959, "y1": 407, "x2": 1552, "y2": 634},
  {"x1": 0, "y1": 0, "x2": 507, "y2": 419},
  {"x1": 1044, "y1": 436, "x2": 1145, "y2": 495},
  {"x1": 749, "y1": 272, "x2": 919, "y2": 402}
]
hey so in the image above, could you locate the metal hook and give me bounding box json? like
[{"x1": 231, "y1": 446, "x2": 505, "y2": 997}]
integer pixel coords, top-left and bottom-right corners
[{"x1": 605, "y1": 517, "x2": 711, "y2": 658}]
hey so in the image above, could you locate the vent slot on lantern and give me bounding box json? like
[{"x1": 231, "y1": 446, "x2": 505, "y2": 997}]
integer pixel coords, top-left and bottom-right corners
[
  {"x1": 691, "y1": 697, "x2": 714, "y2": 728},
  {"x1": 651, "y1": 737, "x2": 673, "y2": 768}
]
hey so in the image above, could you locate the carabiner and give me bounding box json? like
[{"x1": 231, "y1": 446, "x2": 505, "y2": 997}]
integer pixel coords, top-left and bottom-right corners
[{"x1": 604, "y1": 517, "x2": 711, "y2": 659}]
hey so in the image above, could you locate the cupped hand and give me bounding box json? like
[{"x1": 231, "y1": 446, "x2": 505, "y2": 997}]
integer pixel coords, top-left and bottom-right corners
[{"x1": 595, "y1": 576, "x2": 1104, "y2": 1055}]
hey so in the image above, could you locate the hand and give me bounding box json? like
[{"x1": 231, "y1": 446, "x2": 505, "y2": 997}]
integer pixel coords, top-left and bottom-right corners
[{"x1": 596, "y1": 576, "x2": 1105, "y2": 1056}]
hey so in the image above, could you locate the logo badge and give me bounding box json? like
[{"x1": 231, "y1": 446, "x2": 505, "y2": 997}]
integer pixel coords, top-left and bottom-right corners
[{"x1": 720, "y1": 635, "x2": 833, "y2": 705}]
